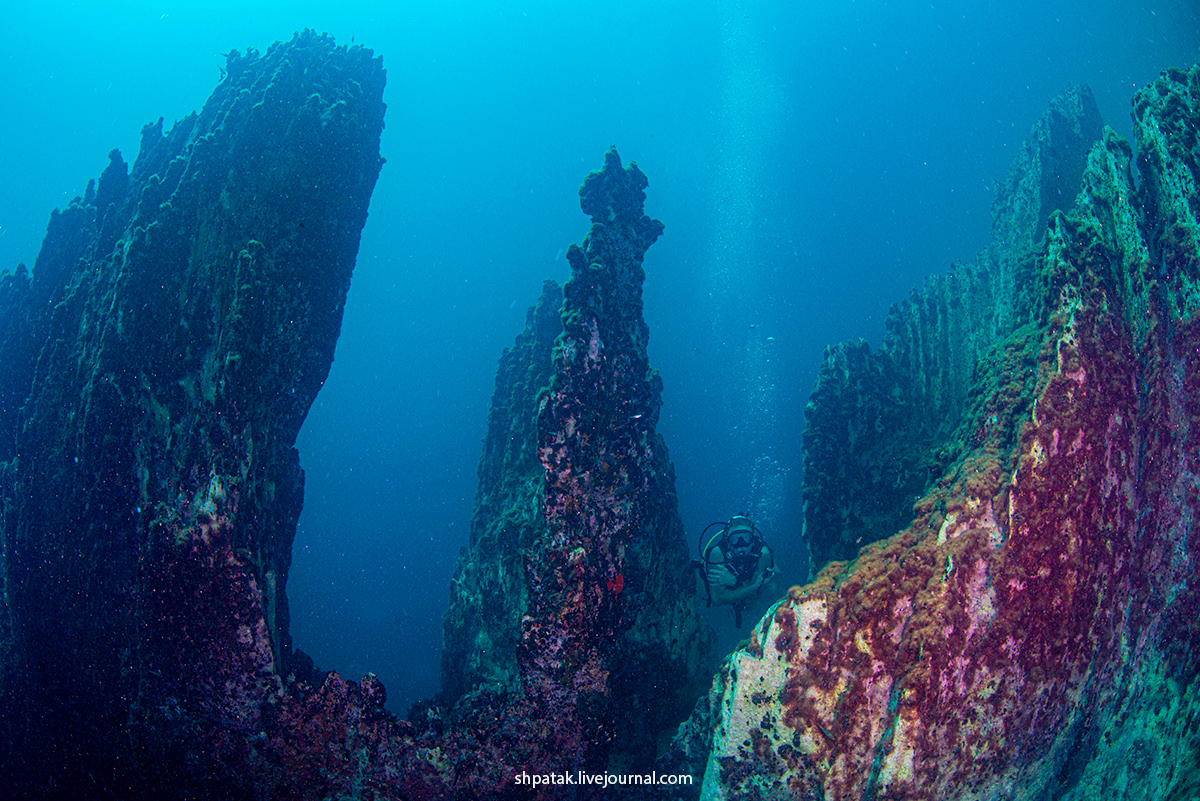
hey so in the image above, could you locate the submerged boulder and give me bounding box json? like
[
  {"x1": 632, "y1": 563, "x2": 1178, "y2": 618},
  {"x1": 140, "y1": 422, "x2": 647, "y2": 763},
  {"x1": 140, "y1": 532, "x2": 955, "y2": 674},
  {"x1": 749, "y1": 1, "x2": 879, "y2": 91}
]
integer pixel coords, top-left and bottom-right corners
[{"x1": 681, "y1": 66, "x2": 1200, "y2": 800}]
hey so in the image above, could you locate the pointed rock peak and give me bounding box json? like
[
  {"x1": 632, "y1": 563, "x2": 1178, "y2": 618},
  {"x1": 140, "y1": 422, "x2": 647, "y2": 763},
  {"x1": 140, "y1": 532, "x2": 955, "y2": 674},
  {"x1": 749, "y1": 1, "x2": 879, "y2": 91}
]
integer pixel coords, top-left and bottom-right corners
[
  {"x1": 95, "y1": 148, "x2": 129, "y2": 209},
  {"x1": 579, "y1": 147, "x2": 659, "y2": 235}
]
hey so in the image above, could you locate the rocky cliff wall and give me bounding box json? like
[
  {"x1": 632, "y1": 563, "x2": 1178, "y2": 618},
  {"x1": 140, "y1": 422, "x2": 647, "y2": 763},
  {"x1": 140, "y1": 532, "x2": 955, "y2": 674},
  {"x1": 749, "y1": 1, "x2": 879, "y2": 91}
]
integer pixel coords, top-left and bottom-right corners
[
  {"x1": 1, "y1": 110, "x2": 715, "y2": 794},
  {"x1": 0, "y1": 30, "x2": 386, "y2": 796},
  {"x1": 803, "y1": 85, "x2": 1104, "y2": 570},
  {"x1": 675, "y1": 65, "x2": 1200, "y2": 801}
]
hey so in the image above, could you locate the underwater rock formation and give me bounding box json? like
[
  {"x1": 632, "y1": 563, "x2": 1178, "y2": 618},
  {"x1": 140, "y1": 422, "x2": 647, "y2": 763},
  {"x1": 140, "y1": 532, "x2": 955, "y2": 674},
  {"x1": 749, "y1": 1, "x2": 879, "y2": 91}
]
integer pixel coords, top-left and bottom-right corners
[
  {"x1": 438, "y1": 148, "x2": 716, "y2": 785},
  {"x1": 2, "y1": 96, "x2": 713, "y2": 794},
  {"x1": 680, "y1": 66, "x2": 1200, "y2": 800},
  {"x1": 803, "y1": 85, "x2": 1104, "y2": 570},
  {"x1": 440, "y1": 279, "x2": 563, "y2": 704},
  {"x1": 0, "y1": 30, "x2": 385, "y2": 796}
]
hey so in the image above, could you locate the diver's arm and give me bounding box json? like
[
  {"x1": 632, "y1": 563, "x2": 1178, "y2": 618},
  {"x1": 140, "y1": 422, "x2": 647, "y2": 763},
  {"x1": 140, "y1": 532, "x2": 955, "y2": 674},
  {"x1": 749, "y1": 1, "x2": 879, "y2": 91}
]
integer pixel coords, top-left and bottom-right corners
[
  {"x1": 707, "y1": 547, "x2": 776, "y2": 606},
  {"x1": 708, "y1": 563, "x2": 765, "y2": 606},
  {"x1": 758, "y1": 547, "x2": 775, "y2": 586},
  {"x1": 730, "y1": 550, "x2": 778, "y2": 603},
  {"x1": 720, "y1": 583, "x2": 763, "y2": 605},
  {"x1": 756, "y1": 549, "x2": 777, "y2": 601},
  {"x1": 706, "y1": 559, "x2": 741, "y2": 606}
]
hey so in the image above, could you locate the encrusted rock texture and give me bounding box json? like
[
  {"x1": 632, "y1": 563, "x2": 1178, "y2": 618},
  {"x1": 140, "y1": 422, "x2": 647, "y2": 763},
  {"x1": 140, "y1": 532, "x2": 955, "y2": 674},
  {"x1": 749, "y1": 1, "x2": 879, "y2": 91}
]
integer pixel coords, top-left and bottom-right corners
[
  {"x1": 437, "y1": 148, "x2": 717, "y2": 788},
  {"x1": 0, "y1": 30, "x2": 388, "y2": 798},
  {"x1": 803, "y1": 85, "x2": 1104, "y2": 569},
  {"x1": 1, "y1": 76, "x2": 713, "y2": 794},
  {"x1": 681, "y1": 66, "x2": 1200, "y2": 800},
  {"x1": 8, "y1": 23, "x2": 1198, "y2": 801},
  {"x1": 440, "y1": 278, "x2": 564, "y2": 706}
]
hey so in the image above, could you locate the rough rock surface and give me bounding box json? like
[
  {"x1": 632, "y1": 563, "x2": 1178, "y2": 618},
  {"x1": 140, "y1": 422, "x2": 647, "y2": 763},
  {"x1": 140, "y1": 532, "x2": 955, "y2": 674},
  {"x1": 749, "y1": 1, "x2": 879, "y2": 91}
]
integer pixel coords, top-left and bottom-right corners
[
  {"x1": 9, "y1": 26, "x2": 1197, "y2": 801},
  {"x1": 1, "y1": 92, "x2": 713, "y2": 793},
  {"x1": 440, "y1": 278, "x2": 564, "y2": 705},
  {"x1": 0, "y1": 30, "x2": 386, "y2": 797},
  {"x1": 803, "y1": 85, "x2": 1104, "y2": 570},
  {"x1": 437, "y1": 148, "x2": 716, "y2": 784},
  {"x1": 676, "y1": 66, "x2": 1200, "y2": 800}
]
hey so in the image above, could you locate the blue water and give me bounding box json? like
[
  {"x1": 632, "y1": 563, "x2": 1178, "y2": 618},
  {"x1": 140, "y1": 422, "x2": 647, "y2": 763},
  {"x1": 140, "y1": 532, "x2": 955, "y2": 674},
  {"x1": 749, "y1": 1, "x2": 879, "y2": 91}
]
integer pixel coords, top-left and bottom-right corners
[{"x1": 2, "y1": 1, "x2": 1196, "y2": 715}]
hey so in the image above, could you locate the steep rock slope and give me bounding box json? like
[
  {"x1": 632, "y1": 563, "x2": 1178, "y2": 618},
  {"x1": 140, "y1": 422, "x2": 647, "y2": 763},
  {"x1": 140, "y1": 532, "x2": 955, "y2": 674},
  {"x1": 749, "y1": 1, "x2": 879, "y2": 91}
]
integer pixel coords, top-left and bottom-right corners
[
  {"x1": 803, "y1": 85, "x2": 1104, "y2": 569},
  {"x1": 0, "y1": 30, "x2": 385, "y2": 796},
  {"x1": 682, "y1": 66, "x2": 1200, "y2": 801}
]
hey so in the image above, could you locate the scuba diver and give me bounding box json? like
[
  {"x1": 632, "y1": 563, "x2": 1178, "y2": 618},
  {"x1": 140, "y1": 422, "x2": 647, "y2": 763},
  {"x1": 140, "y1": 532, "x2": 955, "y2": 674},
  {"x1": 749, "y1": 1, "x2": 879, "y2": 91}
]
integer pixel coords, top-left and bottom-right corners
[{"x1": 696, "y1": 514, "x2": 775, "y2": 628}]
